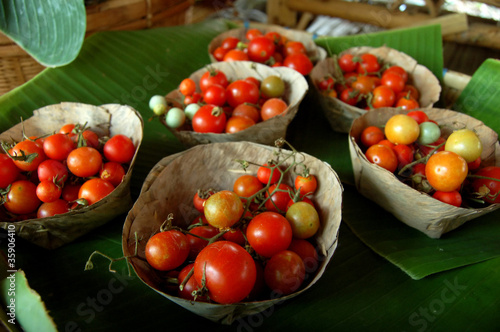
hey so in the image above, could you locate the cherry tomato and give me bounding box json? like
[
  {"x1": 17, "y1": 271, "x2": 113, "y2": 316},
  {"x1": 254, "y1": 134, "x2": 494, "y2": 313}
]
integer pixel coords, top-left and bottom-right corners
[
  {"x1": 9, "y1": 139, "x2": 46, "y2": 172},
  {"x1": 432, "y1": 190, "x2": 462, "y2": 207},
  {"x1": 294, "y1": 174, "x2": 318, "y2": 197},
  {"x1": 392, "y1": 144, "x2": 414, "y2": 169},
  {"x1": 145, "y1": 230, "x2": 190, "y2": 271},
  {"x1": 371, "y1": 85, "x2": 395, "y2": 108},
  {"x1": 59, "y1": 123, "x2": 77, "y2": 138},
  {"x1": 468, "y1": 157, "x2": 481, "y2": 171},
  {"x1": 444, "y1": 129, "x2": 483, "y2": 163},
  {"x1": 194, "y1": 241, "x2": 256, "y2": 304},
  {"x1": 384, "y1": 66, "x2": 408, "y2": 83},
  {"x1": 245, "y1": 28, "x2": 262, "y2": 41},
  {"x1": 3, "y1": 180, "x2": 41, "y2": 215},
  {"x1": 233, "y1": 174, "x2": 264, "y2": 199},
  {"x1": 284, "y1": 40, "x2": 307, "y2": 57},
  {"x1": 288, "y1": 239, "x2": 319, "y2": 274},
  {"x1": 360, "y1": 126, "x2": 385, "y2": 148},
  {"x1": 246, "y1": 211, "x2": 293, "y2": 257},
  {"x1": 285, "y1": 201, "x2": 320, "y2": 239},
  {"x1": 78, "y1": 178, "x2": 115, "y2": 205},
  {"x1": 418, "y1": 136, "x2": 446, "y2": 157},
  {"x1": 82, "y1": 130, "x2": 100, "y2": 149},
  {"x1": 179, "y1": 78, "x2": 196, "y2": 96},
  {"x1": 247, "y1": 36, "x2": 276, "y2": 63},
  {"x1": 381, "y1": 72, "x2": 406, "y2": 94},
  {"x1": 357, "y1": 53, "x2": 380, "y2": 75},
  {"x1": 177, "y1": 263, "x2": 209, "y2": 302},
  {"x1": 352, "y1": 75, "x2": 377, "y2": 94},
  {"x1": 184, "y1": 92, "x2": 202, "y2": 105},
  {"x1": 260, "y1": 75, "x2": 285, "y2": 99},
  {"x1": 384, "y1": 114, "x2": 420, "y2": 145},
  {"x1": 417, "y1": 121, "x2": 441, "y2": 145},
  {"x1": 286, "y1": 195, "x2": 314, "y2": 211},
  {"x1": 222, "y1": 228, "x2": 246, "y2": 247},
  {"x1": 67, "y1": 146, "x2": 102, "y2": 177},
  {"x1": 103, "y1": 134, "x2": 135, "y2": 164},
  {"x1": 37, "y1": 199, "x2": 69, "y2": 218},
  {"x1": 193, "y1": 189, "x2": 215, "y2": 214},
  {"x1": 365, "y1": 144, "x2": 398, "y2": 173},
  {"x1": 225, "y1": 116, "x2": 255, "y2": 134},
  {"x1": 283, "y1": 53, "x2": 313, "y2": 75},
  {"x1": 226, "y1": 80, "x2": 260, "y2": 108},
  {"x1": 36, "y1": 180, "x2": 62, "y2": 203},
  {"x1": 317, "y1": 76, "x2": 335, "y2": 91},
  {"x1": 204, "y1": 190, "x2": 244, "y2": 228},
  {"x1": 340, "y1": 87, "x2": 359, "y2": 106},
  {"x1": 186, "y1": 224, "x2": 220, "y2": 260},
  {"x1": 406, "y1": 110, "x2": 429, "y2": 124},
  {"x1": 338, "y1": 53, "x2": 358, "y2": 72},
  {"x1": 192, "y1": 104, "x2": 227, "y2": 133},
  {"x1": 264, "y1": 250, "x2": 305, "y2": 295},
  {"x1": 232, "y1": 103, "x2": 261, "y2": 123},
  {"x1": 203, "y1": 84, "x2": 227, "y2": 106},
  {"x1": 260, "y1": 98, "x2": 288, "y2": 121},
  {"x1": 43, "y1": 133, "x2": 75, "y2": 161},
  {"x1": 396, "y1": 96, "x2": 420, "y2": 110},
  {"x1": 62, "y1": 183, "x2": 81, "y2": 202},
  {"x1": 257, "y1": 163, "x2": 282, "y2": 185},
  {"x1": 425, "y1": 151, "x2": 468, "y2": 192},
  {"x1": 0, "y1": 154, "x2": 20, "y2": 188},
  {"x1": 99, "y1": 161, "x2": 126, "y2": 187},
  {"x1": 223, "y1": 49, "x2": 249, "y2": 62},
  {"x1": 199, "y1": 69, "x2": 228, "y2": 92},
  {"x1": 265, "y1": 183, "x2": 293, "y2": 213},
  {"x1": 212, "y1": 46, "x2": 228, "y2": 61},
  {"x1": 470, "y1": 166, "x2": 500, "y2": 204}
]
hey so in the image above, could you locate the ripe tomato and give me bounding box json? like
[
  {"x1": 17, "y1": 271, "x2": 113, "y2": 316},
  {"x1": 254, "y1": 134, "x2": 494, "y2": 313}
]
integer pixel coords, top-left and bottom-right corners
[
  {"x1": 357, "y1": 53, "x2": 380, "y2": 75},
  {"x1": 0, "y1": 154, "x2": 20, "y2": 188},
  {"x1": 179, "y1": 78, "x2": 196, "y2": 96},
  {"x1": 338, "y1": 53, "x2": 358, "y2": 72},
  {"x1": 425, "y1": 151, "x2": 468, "y2": 192},
  {"x1": 245, "y1": 28, "x2": 262, "y2": 41},
  {"x1": 288, "y1": 239, "x2": 319, "y2": 274},
  {"x1": 317, "y1": 76, "x2": 335, "y2": 91},
  {"x1": 381, "y1": 72, "x2": 406, "y2": 94},
  {"x1": 444, "y1": 129, "x2": 483, "y2": 163},
  {"x1": 43, "y1": 133, "x2": 75, "y2": 161},
  {"x1": 384, "y1": 114, "x2": 420, "y2": 145},
  {"x1": 226, "y1": 80, "x2": 260, "y2": 107},
  {"x1": 392, "y1": 144, "x2": 414, "y2": 168},
  {"x1": 352, "y1": 75, "x2": 377, "y2": 94},
  {"x1": 371, "y1": 85, "x2": 395, "y2": 108},
  {"x1": 212, "y1": 46, "x2": 228, "y2": 61},
  {"x1": 285, "y1": 201, "x2": 320, "y2": 239},
  {"x1": 246, "y1": 211, "x2": 293, "y2": 257},
  {"x1": 265, "y1": 183, "x2": 293, "y2": 213},
  {"x1": 145, "y1": 230, "x2": 190, "y2": 271},
  {"x1": 37, "y1": 199, "x2": 69, "y2": 218},
  {"x1": 177, "y1": 263, "x2": 209, "y2": 302},
  {"x1": 470, "y1": 166, "x2": 500, "y2": 204},
  {"x1": 260, "y1": 98, "x2": 288, "y2": 121},
  {"x1": 194, "y1": 241, "x2": 256, "y2": 304},
  {"x1": 103, "y1": 134, "x2": 136, "y2": 164},
  {"x1": 432, "y1": 190, "x2": 462, "y2": 207},
  {"x1": 294, "y1": 174, "x2": 318, "y2": 197},
  {"x1": 199, "y1": 69, "x2": 228, "y2": 92},
  {"x1": 233, "y1": 174, "x2": 264, "y2": 199},
  {"x1": 264, "y1": 250, "x2": 305, "y2": 295},
  {"x1": 221, "y1": 36, "x2": 240, "y2": 49},
  {"x1": 36, "y1": 180, "x2": 62, "y2": 203},
  {"x1": 193, "y1": 189, "x2": 215, "y2": 214},
  {"x1": 186, "y1": 224, "x2": 220, "y2": 260},
  {"x1": 360, "y1": 126, "x2": 385, "y2": 147},
  {"x1": 365, "y1": 144, "x2": 398, "y2": 173},
  {"x1": 225, "y1": 116, "x2": 255, "y2": 134},
  {"x1": 59, "y1": 123, "x2": 77, "y2": 138},
  {"x1": 192, "y1": 104, "x2": 227, "y2": 133},
  {"x1": 384, "y1": 66, "x2": 408, "y2": 83},
  {"x1": 99, "y1": 161, "x2": 126, "y2": 187},
  {"x1": 284, "y1": 40, "x2": 307, "y2": 57},
  {"x1": 82, "y1": 130, "x2": 100, "y2": 149},
  {"x1": 184, "y1": 92, "x2": 202, "y2": 105},
  {"x1": 203, "y1": 190, "x2": 244, "y2": 228},
  {"x1": 257, "y1": 163, "x2": 283, "y2": 185},
  {"x1": 202, "y1": 84, "x2": 227, "y2": 106},
  {"x1": 9, "y1": 139, "x2": 46, "y2": 172},
  {"x1": 67, "y1": 146, "x2": 102, "y2": 177},
  {"x1": 232, "y1": 103, "x2": 261, "y2": 123},
  {"x1": 3, "y1": 180, "x2": 41, "y2": 215},
  {"x1": 406, "y1": 110, "x2": 429, "y2": 124},
  {"x1": 222, "y1": 228, "x2": 246, "y2": 246},
  {"x1": 396, "y1": 96, "x2": 420, "y2": 110},
  {"x1": 247, "y1": 36, "x2": 276, "y2": 63},
  {"x1": 61, "y1": 183, "x2": 81, "y2": 202},
  {"x1": 223, "y1": 49, "x2": 249, "y2": 62},
  {"x1": 340, "y1": 87, "x2": 359, "y2": 106},
  {"x1": 283, "y1": 53, "x2": 313, "y2": 75},
  {"x1": 78, "y1": 178, "x2": 115, "y2": 205}
]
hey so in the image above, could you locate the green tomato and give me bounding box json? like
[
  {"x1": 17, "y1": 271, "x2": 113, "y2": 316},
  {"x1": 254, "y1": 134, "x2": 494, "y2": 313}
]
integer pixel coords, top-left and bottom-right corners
[
  {"x1": 445, "y1": 128, "x2": 482, "y2": 163},
  {"x1": 260, "y1": 75, "x2": 285, "y2": 98},
  {"x1": 165, "y1": 107, "x2": 186, "y2": 129},
  {"x1": 149, "y1": 95, "x2": 167, "y2": 115},
  {"x1": 417, "y1": 121, "x2": 441, "y2": 145},
  {"x1": 184, "y1": 103, "x2": 200, "y2": 120}
]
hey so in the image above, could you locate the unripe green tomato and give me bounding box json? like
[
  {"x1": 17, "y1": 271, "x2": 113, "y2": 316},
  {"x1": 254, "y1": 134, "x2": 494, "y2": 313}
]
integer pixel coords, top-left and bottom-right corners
[
  {"x1": 445, "y1": 128, "x2": 482, "y2": 163},
  {"x1": 165, "y1": 107, "x2": 186, "y2": 129},
  {"x1": 184, "y1": 103, "x2": 200, "y2": 120},
  {"x1": 260, "y1": 75, "x2": 285, "y2": 98},
  {"x1": 149, "y1": 95, "x2": 167, "y2": 115},
  {"x1": 417, "y1": 121, "x2": 441, "y2": 145}
]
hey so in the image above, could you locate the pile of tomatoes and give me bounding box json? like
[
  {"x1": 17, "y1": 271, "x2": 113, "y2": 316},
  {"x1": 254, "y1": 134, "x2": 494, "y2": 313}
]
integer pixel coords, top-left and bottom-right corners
[
  {"x1": 0, "y1": 123, "x2": 136, "y2": 220},
  {"x1": 144, "y1": 158, "x2": 322, "y2": 304},
  {"x1": 211, "y1": 28, "x2": 314, "y2": 75},
  {"x1": 150, "y1": 68, "x2": 290, "y2": 134},
  {"x1": 317, "y1": 52, "x2": 421, "y2": 110},
  {"x1": 358, "y1": 110, "x2": 500, "y2": 207}
]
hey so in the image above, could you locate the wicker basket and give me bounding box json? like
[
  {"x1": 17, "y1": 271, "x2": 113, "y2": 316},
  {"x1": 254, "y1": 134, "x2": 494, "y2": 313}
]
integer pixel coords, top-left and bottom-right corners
[{"x1": 0, "y1": 0, "x2": 195, "y2": 95}]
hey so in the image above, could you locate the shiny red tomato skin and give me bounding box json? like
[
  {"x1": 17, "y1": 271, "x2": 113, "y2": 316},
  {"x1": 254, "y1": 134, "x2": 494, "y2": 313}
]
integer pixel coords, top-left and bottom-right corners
[
  {"x1": 103, "y1": 134, "x2": 135, "y2": 164},
  {"x1": 265, "y1": 183, "x2": 293, "y2": 213},
  {"x1": 471, "y1": 166, "x2": 500, "y2": 204},
  {"x1": 225, "y1": 80, "x2": 260, "y2": 107},
  {"x1": 78, "y1": 178, "x2": 115, "y2": 205},
  {"x1": 199, "y1": 69, "x2": 228, "y2": 92},
  {"x1": 288, "y1": 239, "x2": 319, "y2": 273},
  {"x1": 37, "y1": 159, "x2": 69, "y2": 183},
  {"x1": 186, "y1": 224, "x2": 220, "y2": 260},
  {"x1": 365, "y1": 144, "x2": 398, "y2": 173},
  {"x1": 338, "y1": 53, "x2": 358, "y2": 72},
  {"x1": 192, "y1": 104, "x2": 227, "y2": 133},
  {"x1": 233, "y1": 174, "x2": 264, "y2": 199},
  {"x1": 432, "y1": 190, "x2": 462, "y2": 207},
  {"x1": 177, "y1": 263, "x2": 209, "y2": 302},
  {"x1": 0, "y1": 154, "x2": 20, "y2": 188},
  {"x1": 3, "y1": 180, "x2": 41, "y2": 215},
  {"x1": 264, "y1": 250, "x2": 305, "y2": 295},
  {"x1": 37, "y1": 199, "x2": 69, "y2": 218},
  {"x1": 67, "y1": 147, "x2": 102, "y2": 178},
  {"x1": 43, "y1": 133, "x2": 75, "y2": 161},
  {"x1": 257, "y1": 163, "x2": 283, "y2": 185},
  {"x1": 246, "y1": 211, "x2": 293, "y2": 257},
  {"x1": 283, "y1": 53, "x2": 313, "y2": 75},
  {"x1": 247, "y1": 36, "x2": 276, "y2": 63},
  {"x1": 294, "y1": 175, "x2": 318, "y2": 197},
  {"x1": 194, "y1": 241, "x2": 256, "y2": 304},
  {"x1": 145, "y1": 230, "x2": 190, "y2": 271},
  {"x1": 9, "y1": 140, "x2": 46, "y2": 172}
]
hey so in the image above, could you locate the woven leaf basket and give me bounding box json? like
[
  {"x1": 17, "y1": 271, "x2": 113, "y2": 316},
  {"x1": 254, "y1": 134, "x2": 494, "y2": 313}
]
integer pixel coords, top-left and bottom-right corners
[
  {"x1": 161, "y1": 61, "x2": 309, "y2": 147},
  {"x1": 349, "y1": 107, "x2": 500, "y2": 238},
  {"x1": 122, "y1": 141, "x2": 343, "y2": 324},
  {"x1": 0, "y1": 102, "x2": 143, "y2": 249},
  {"x1": 310, "y1": 46, "x2": 441, "y2": 133}
]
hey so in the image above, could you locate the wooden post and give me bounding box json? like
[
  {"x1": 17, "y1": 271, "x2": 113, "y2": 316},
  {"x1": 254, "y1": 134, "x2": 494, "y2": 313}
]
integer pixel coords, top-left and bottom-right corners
[{"x1": 267, "y1": 0, "x2": 297, "y2": 27}]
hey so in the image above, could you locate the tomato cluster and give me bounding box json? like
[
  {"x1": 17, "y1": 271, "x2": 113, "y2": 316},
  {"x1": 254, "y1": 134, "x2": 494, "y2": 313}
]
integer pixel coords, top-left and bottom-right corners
[
  {"x1": 151, "y1": 68, "x2": 290, "y2": 134},
  {"x1": 211, "y1": 28, "x2": 314, "y2": 75},
  {"x1": 144, "y1": 156, "x2": 322, "y2": 304},
  {"x1": 317, "y1": 52, "x2": 421, "y2": 110},
  {"x1": 0, "y1": 124, "x2": 136, "y2": 220},
  {"x1": 358, "y1": 110, "x2": 500, "y2": 207}
]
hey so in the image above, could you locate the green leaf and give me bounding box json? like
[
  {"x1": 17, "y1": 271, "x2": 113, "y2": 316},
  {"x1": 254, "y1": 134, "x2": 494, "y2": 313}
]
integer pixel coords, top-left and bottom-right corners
[
  {"x1": 0, "y1": 0, "x2": 86, "y2": 67},
  {"x1": 314, "y1": 24, "x2": 444, "y2": 81},
  {"x1": 453, "y1": 58, "x2": 500, "y2": 136}
]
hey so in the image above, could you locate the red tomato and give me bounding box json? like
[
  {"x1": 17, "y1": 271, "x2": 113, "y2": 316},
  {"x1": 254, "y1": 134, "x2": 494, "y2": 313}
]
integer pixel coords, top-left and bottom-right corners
[
  {"x1": 468, "y1": 157, "x2": 482, "y2": 171},
  {"x1": 418, "y1": 136, "x2": 446, "y2": 157},
  {"x1": 246, "y1": 211, "x2": 293, "y2": 257},
  {"x1": 245, "y1": 28, "x2": 262, "y2": 41},
  {"x1": 365, "y1": 144, "x2": 398, "y2": 173},
  {"x1": 222, "y1": 228, "x2": 246, "y2": 247},
  {"x1": 232, "y1": 103, "x2": 261, "y2": 123},
  {"x1": 223, "y1": 49, "x2": 249, "y2": 62},
  {"x1": 371, "y1": 85, "x2": 396, "y2": 108},
  {"x1": 340, "y1": 87, "x2": 359, "y2": 106},
  {"x1": 186, "y1": 224, "x2": 220, "y2": 260},
  {"x1": 9, "y1": 140, "x2": 46, "y2": 172},
  {"x1": 59, "y1": 123, "x2": 77, "y2": 138},
  {"x1": 212, "y1": 46, "x2": 228, "y2": 62},
  {"x1": 177, "y1": 263, "x2": 208, "y2": 302},
  {"x1": 220, "y1": 36, "x2": 240, "y2": 49},
  {"x1": 199, "y1": 69, "x2": 228, "y2": 92},
  {"x1": 265, "y1": 183, "x2": 293, "y2": 213},
  {"x1": 179, "y1": 78, "x2": 196, "y2": 96},
  {"x1": 78, "y1": 178, "x2": 115, "y2": 205},
  {"x1": 381, "y1": 72, "x2": 406, "y2": 94},
  {"x1": 194, "y1": 241, "x2": 256, "y2": 304},
  {"x1": 384, "y1": 66, "x2": 409, "y2": 83},
  {"x1": 82, "y1": 130, "x2": 100, "y2": 149},
  {"x1": 99, "y1": 161, "x2": 126, "y2": 187},
  {"x1": 204, "y1": 190, "x2": 244, "y2": 228},
  {"x1": 260, "y1": 98, "x2": 288, "y2": 121},
  {"x1": 37, "y1": 199, "x2": 69, "y2": 218},
  {"x1": 247, "y1": 36, "x2": 276, "y2": 63},
  {"x1": 233, "y1": 174, "x2": 264, "y2": 199},
  {"x1": 360, "y1": 126, "x2": 385, "y2": 148},
  {"x1": 392, "y1": 144, "x2": 414, "y2": 169},
  {"x1": 284, "y1": 40, "x2": 307, "y2": 57},
  {"x1": 352, "y1": 75, "x2": 377, "y2": 94},
  {"x1": 145, "y1": 230, "x2": 190, "y2": 271},
  {"x1": 225, "y1": 80, "x2": 260, "y2": 108},
  {"x1": 62, "y1": 183, "x2": 81, "y2": 202},
  {"x1": 192, "y1": 104, "x2": 227, "y2": 133},
  {"x1": 203, "y1": 84, "x2": 227, "y2": 106},
  {"x1": 396, "y1": 96, "x2": 420, "y2": 110},
  {"x1": 257, "y1": 163, "x2": 282, "y2": 185},
  {"x1": 432, "y1": 190, "x2": 462, "y2": 207},
  {"x1": 43, "y1": 133, "x2": 75, "y2": 161},
  {"x1": 3, "y1": 180, "x2": 41, "y2": 215},
  {"x1": 406, "y1": 110, "x2": 429, "y2": 124},
  {"x1": 67, "y1": 146, "x2": 102, "y2": 177},
  {"x1": 357, "y1": 53, "x2": 380, "y2": 75},
  {"x1": 288, "y1": 239, "x2": 319, "y2": 274},
  {"x1": 193, "y1": 189, "x2": 215, "y2": 214},
  {"x1": 0, "y1": 154, "x2": 20, "y2": 188},
  {"x1": 294, "y1": 174, "x2": 318, "y2": 197},
  {"x1": 471, "y1": 166, "x2": 500, "y2": 204},
  {"x1": 36, "y1": 180, "x2": 62, "y2": 203},
  {"x1": 283, "y1": 53, "x2": 313, "y2": 75},
  {"x1": 103, "y1": 134, "x2": 135, "y2": 164},
  {"x1": 225, "y1": 116, "x2": 255, "y2": 134},
  {"x1": 338, "y1": 53, "x2": 358, "y2": 72},
  {"x1": 425, "y1": 151, "x2": 468, "y2": 192},
  {"x1": 184, "y1": 92, "x2": 202, "y2": 105},
  {"x1": 317, "y1": 76, "x2": 335, "y2": 91},
  {"x1": 264, "y1": 250, "x2": 305, "y2": 295}
]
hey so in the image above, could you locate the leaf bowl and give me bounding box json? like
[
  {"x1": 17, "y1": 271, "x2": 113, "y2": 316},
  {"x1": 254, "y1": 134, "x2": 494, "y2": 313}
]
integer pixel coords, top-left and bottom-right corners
[
  {"x1": 122, "y1": 141, "x2": 343, "y2": 324},
  {"x1": 310, "y1": 46, "x2": 441, "y2": 133},
  {"x1": 349, "y1": 107, "x2": 500, "y2": 238},
  {"x1": 161, "y1": 61, "x2": 308, "y2": 147},
  {"x1": 0, "y1": 102, "x2": 143, "y2": 249}
]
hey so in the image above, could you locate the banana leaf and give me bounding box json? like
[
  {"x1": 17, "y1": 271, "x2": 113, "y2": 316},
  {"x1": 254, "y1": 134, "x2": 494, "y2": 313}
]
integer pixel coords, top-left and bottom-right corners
[{"x1": 0, "y1": 19, "x2": 499, "y2": 330}]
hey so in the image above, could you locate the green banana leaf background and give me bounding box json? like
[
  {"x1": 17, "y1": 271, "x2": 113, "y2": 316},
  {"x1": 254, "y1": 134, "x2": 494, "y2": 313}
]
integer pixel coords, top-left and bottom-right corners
[{"x1": 0, "y1": 19, "x2": 499, "y2": 331}]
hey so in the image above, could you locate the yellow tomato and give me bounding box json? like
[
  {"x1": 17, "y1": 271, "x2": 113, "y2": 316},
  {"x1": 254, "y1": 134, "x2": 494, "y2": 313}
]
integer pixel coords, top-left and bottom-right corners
[{"x1": 384, "y1": 114, "x2": 420, "y2": 145}]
